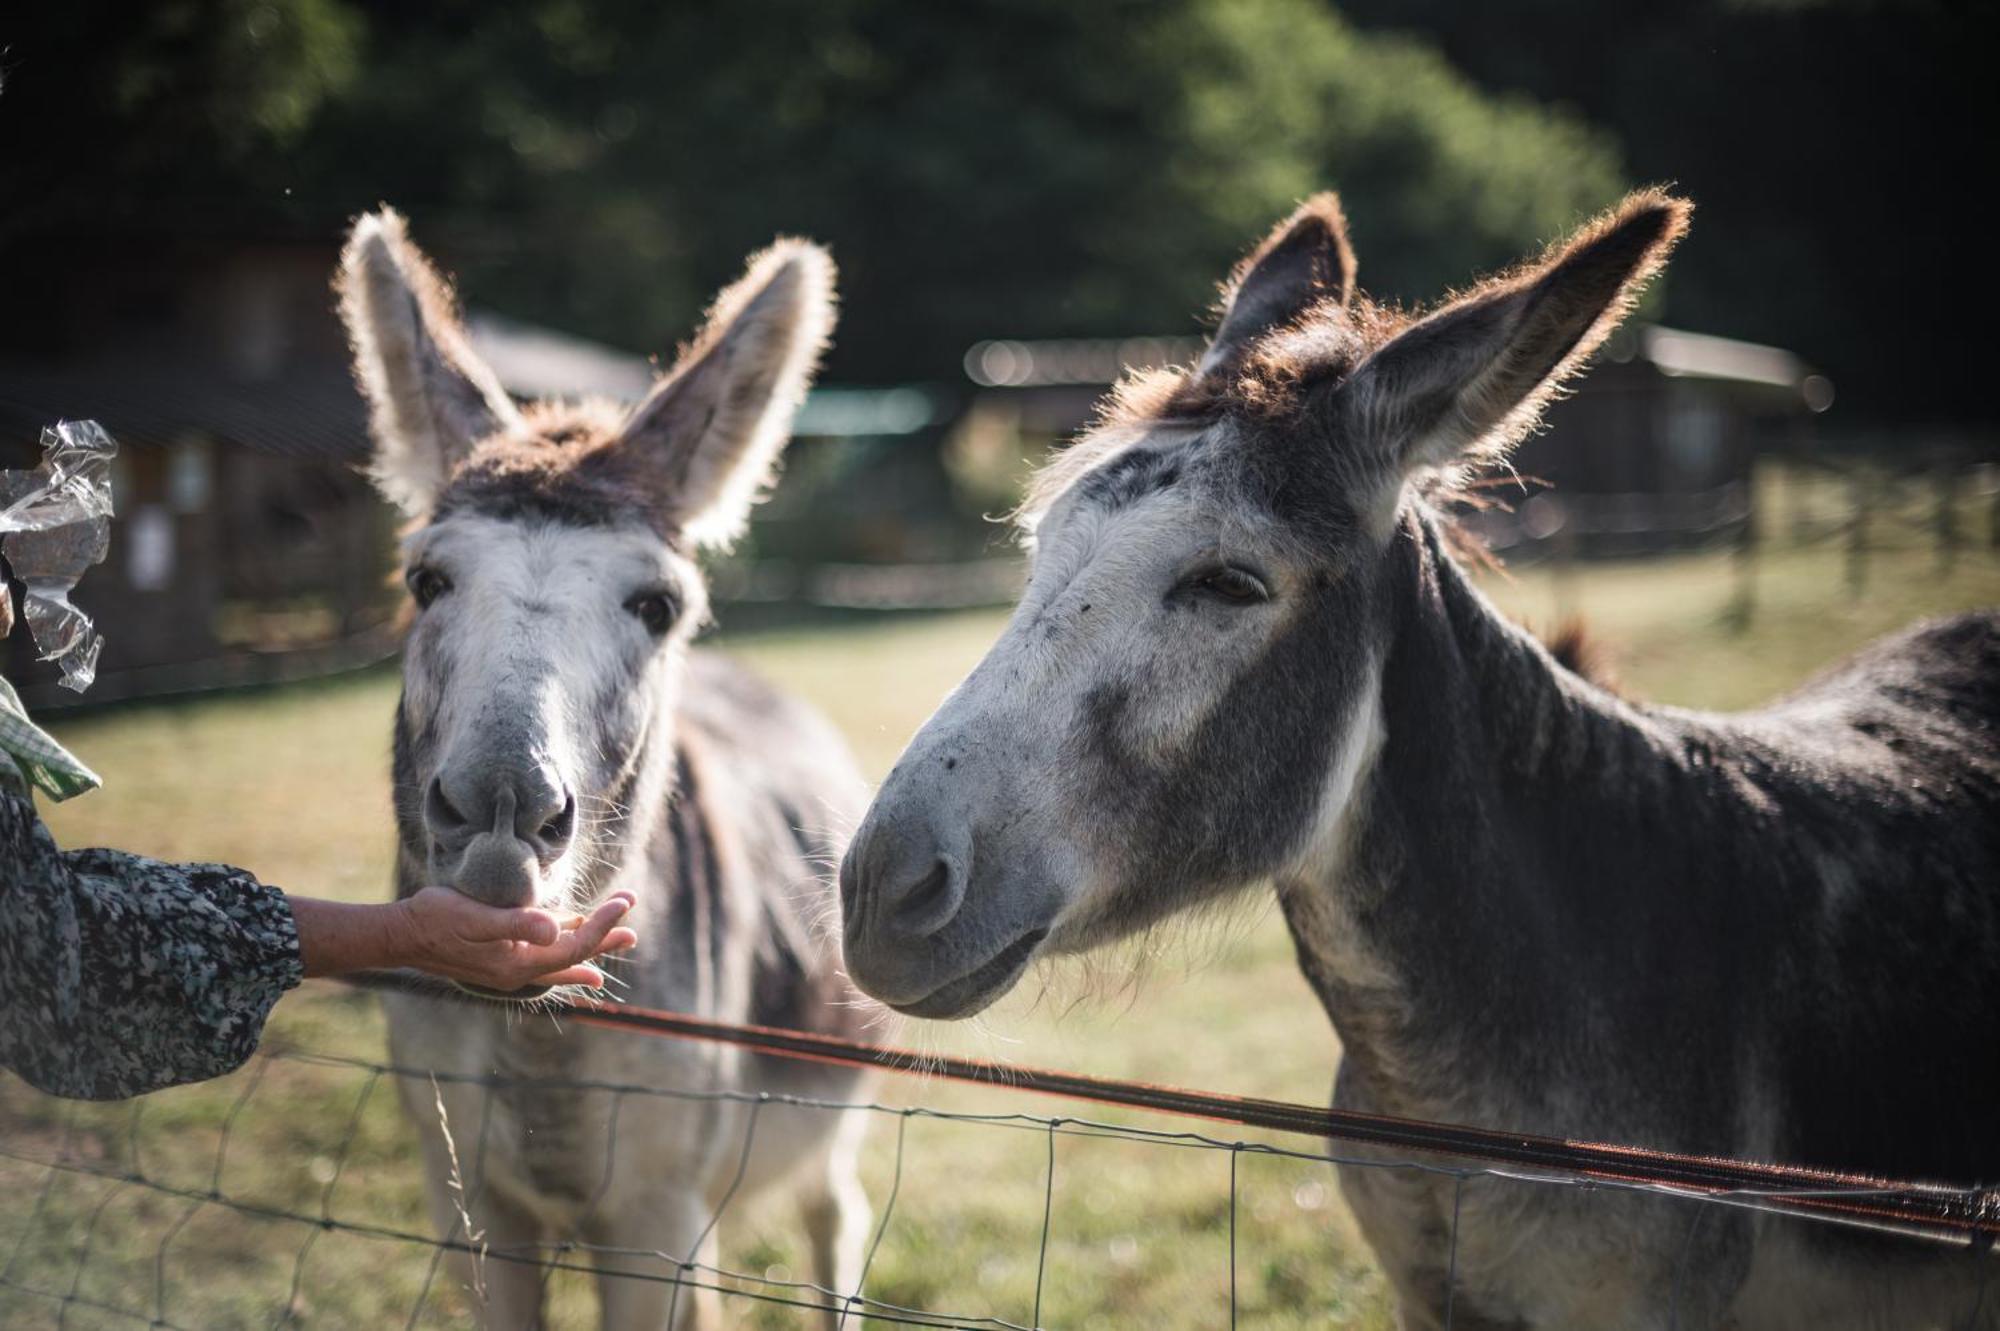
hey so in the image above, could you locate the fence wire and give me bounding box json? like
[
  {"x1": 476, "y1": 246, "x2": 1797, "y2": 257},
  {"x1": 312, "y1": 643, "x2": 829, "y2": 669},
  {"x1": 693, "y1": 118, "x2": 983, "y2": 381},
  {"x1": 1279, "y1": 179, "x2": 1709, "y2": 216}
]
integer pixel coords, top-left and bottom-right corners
[{"x1": 1, "y1": 996, "x2": 1994, "y2": 1329}]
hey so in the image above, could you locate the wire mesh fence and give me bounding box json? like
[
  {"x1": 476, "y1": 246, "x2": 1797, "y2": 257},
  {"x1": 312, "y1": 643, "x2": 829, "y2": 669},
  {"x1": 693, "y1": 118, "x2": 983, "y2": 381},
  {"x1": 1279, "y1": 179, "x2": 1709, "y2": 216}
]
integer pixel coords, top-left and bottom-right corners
[{"x1": 1, "y1": 983, "x2": 1994, "y2": 1330}]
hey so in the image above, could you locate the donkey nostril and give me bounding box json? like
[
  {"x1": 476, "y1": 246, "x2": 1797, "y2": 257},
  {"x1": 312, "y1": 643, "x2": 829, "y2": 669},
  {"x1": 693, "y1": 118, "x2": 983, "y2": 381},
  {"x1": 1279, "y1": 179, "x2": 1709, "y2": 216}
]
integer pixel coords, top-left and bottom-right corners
[
  {"x1": 538, "y1": 791, "x2": 577, "y2": 847},
  {"x1": 425, "y1": 776, "x2": 468, "y2": 831},
  {"x1": 890, "y1": 856, "x2": 964, "y2": 935}
]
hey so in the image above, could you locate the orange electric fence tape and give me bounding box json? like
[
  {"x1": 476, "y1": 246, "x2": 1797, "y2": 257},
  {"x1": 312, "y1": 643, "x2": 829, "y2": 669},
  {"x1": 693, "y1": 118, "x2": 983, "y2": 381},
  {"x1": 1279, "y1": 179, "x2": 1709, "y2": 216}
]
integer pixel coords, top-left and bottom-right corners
[{"x1": 338, "y1": 971, "x2": 1999, "y2": 1249}]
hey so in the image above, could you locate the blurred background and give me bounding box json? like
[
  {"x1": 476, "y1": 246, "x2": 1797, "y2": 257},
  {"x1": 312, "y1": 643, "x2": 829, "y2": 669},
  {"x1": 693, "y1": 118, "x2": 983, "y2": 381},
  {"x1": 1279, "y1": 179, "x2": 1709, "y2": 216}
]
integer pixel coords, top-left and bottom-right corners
[
  {"x1": 2, "y1": 3, "x2": 1997, "y2": 1327},
  {"x1": 3, "y1": 0, "x2": 1996, "y2": 699}
]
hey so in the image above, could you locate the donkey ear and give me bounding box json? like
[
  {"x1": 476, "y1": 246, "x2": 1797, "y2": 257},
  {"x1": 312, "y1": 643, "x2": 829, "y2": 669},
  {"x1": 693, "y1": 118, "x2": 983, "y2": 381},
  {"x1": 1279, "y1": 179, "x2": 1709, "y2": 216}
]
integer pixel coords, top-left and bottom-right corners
[
  {"x1": 1341, "y1": 190, "x2": 1690, "y2": 472},
  {"x1": 1198, "y1": 193, "x2": 1357, "y2": 376},
  {"x1": 617, "y1": 240, "x2": 835, "y2": 550},
  {"x1": 337, "y1": 208, "x2": 521, "y2": 517}
]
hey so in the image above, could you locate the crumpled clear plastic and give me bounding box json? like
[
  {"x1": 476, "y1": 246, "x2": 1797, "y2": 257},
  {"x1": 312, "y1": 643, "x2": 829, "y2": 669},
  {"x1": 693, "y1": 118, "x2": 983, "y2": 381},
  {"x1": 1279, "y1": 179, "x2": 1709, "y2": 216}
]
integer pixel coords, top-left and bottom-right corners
[{"x1": 0, "y1": 421, "x2": 117, "y2": 692}]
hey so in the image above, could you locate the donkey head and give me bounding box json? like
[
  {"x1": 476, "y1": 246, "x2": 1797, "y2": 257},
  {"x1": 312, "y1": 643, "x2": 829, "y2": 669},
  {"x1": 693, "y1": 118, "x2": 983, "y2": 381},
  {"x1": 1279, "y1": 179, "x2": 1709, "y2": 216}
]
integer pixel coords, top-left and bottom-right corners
[
  {"x1": 840, "y1": 190, "x2": 1688, "y2": 1017},
  {"x1": 340, "y1": 209, "x2": 834, "y2": 917}
]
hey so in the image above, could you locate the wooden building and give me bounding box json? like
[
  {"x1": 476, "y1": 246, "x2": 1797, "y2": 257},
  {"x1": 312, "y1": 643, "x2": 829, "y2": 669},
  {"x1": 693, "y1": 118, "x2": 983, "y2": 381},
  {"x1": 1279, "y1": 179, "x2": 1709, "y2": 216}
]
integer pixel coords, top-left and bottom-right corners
[
  {"x1": 0, "y1": 236, "x2": 396, "y2": 706},
  {"x1": 1493, "y1": 324, "x2": 1833, "y2": 555},
  {"x1": 0, "y1": 234, "x2": 965, "y2": 703},
  {"x1": 959, "y1": 326, "x2": 1832, "y2": 556},
  {"x1": 0, "y1": 237, "x2": 716, "y2": 706}
]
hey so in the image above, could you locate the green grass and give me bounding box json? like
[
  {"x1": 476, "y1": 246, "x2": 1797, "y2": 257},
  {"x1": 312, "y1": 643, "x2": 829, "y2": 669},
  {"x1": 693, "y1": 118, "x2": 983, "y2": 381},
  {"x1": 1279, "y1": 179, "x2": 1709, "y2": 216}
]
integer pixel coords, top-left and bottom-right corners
[{"x1": 5, "y1": 497, "x2": 1997, "y2": 1328}]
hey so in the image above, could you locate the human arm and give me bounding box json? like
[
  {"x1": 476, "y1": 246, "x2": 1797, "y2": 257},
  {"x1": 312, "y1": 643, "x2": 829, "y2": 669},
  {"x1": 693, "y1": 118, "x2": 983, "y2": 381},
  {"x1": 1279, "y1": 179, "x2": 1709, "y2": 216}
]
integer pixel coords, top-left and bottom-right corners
[
  {"x1": 1, "y1": 790, "x2": 637, "y2": 1101},
  {"x1": 289, "y1": 888, "x2": 637, "y2": 990},
  {"x1": 0, "y1": 791, "x2": 302, "y2": 1100}
]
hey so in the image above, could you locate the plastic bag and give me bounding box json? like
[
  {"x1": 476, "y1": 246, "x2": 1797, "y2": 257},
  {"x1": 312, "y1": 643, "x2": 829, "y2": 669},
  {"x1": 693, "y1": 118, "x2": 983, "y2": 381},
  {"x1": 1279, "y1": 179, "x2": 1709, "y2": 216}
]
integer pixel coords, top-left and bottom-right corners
[{"x1": 0, "y1": 421, "x2": 117, "y2": 692}]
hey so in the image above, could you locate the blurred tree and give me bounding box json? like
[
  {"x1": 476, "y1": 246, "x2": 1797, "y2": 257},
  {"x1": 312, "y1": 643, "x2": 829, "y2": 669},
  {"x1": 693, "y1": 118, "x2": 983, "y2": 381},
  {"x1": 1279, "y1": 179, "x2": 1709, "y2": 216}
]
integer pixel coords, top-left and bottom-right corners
[
  {"x1": 0, "y1": 0, "x2": 361, "y2": 242},
  {"x1": 1337, "y1": 0, "x2": 1999, "y2": 426},
  {"x1": 2, "y1": 0, "x2": 1623, "y2": 383}
]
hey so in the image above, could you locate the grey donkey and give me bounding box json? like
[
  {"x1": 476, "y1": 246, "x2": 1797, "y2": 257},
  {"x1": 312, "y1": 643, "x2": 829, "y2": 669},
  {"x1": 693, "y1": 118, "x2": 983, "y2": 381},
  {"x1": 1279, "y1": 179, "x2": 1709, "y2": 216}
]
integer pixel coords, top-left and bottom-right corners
[
  {"x1": 340, "y1": 209, "x2": 879, "y2": 1329},
  {"x1": 839, "y1": 190, "x2": 2000, "y2": 1329}
]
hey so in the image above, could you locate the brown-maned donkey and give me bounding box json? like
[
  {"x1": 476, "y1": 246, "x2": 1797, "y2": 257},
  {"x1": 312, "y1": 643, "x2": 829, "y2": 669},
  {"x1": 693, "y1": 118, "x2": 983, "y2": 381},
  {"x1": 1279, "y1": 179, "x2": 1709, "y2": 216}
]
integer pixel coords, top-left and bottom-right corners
[
  {"x1": 841, "y1": 191, "x2": 2000, "y2": 1330},
  {"x1": 340, "y1": 210, "x2": 878, "y2": 1330}
]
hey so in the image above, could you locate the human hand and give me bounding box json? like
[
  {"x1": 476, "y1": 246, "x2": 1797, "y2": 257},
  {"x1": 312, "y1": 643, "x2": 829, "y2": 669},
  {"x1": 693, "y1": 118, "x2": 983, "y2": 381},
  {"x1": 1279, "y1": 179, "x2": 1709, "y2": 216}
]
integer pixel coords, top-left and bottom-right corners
[{"x1": 392, "y1": 888, "x2": 639, "y2": 993}]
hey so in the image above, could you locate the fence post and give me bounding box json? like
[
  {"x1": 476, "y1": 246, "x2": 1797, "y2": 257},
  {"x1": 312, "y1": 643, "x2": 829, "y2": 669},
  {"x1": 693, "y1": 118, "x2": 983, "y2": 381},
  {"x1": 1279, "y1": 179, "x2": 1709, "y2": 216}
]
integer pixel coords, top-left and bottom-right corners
[
  {"x1": 1782, "y1": 432, "x2": 1815, "y2": 548},
  {"x1": 1845, "y1": 467, "x2": 1870, "y2": 598},
  {"x1": 1726, "y1": 476, "x2": 1758, "y2": 633},
  {"x1": 1787, "y1": 460, "x2": 1813, "y2": 547},
  {"x1": 1934, "y1": 462, "x2": 1961, "y2": 575},
  {"x1": 1551, "y1": 501, "x2": 1578, "y2": 625}
]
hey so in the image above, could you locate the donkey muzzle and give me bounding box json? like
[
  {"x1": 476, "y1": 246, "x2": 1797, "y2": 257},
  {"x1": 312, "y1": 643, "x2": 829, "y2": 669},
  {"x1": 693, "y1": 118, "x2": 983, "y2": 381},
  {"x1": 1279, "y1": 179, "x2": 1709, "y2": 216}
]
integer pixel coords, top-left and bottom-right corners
[{"x1": 424, "y1": 763, "x2": 576, "y2": 907}]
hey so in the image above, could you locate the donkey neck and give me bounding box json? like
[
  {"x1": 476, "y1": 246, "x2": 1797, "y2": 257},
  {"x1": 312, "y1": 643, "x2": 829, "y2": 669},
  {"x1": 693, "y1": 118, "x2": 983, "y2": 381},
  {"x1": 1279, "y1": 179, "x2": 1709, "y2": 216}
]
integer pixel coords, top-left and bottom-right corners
[
  {"x1": 1278, "y1": 507, "x2": 1691, "y2": 1120},
  {"x1": 593, "y1": 694, "x2": 687, "y2": 900},
  {"x1": 1395, "y1": 509, "x2": 1672, "y2": 786}
]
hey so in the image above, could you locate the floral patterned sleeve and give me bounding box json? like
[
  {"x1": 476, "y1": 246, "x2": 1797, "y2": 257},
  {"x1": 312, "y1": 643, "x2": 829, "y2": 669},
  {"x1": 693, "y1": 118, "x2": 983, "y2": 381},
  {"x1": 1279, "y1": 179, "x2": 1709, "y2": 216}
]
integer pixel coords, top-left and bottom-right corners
[{"x1": 0, "y1": 791, "x2": 303, "y2": 1101}]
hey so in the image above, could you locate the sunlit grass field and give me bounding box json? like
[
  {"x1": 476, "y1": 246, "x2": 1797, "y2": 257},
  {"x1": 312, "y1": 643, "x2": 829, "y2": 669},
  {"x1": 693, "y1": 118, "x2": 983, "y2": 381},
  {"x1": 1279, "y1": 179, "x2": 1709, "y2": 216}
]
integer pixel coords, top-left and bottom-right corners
[{"x1": 4, "y1": 486, "x2": 1996, "y2": 1327}]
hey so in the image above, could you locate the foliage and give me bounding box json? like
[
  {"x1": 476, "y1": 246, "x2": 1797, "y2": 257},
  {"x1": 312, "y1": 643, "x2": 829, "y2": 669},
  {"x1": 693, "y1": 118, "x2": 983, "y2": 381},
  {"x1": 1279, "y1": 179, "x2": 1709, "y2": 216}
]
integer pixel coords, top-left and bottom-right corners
[
  {"x1": 1, "y1": 0, "x2": 1623, "y2": 381},
  {"x1": 0, "y1": 2, "x2": 360, "y2": 240},
  {"x1": 1338, "y1": 0, "x2": 2000, "y2": 424}
]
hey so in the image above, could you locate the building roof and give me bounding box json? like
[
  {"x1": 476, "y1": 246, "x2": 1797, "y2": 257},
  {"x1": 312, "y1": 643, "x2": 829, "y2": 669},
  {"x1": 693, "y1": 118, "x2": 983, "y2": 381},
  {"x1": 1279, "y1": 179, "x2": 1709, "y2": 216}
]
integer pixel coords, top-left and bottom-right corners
[
  {"x1": 1612, "y1": 326, "x2": 1833, "y2": 410},
  {"x1": 465, "y1": 311, "x2": 657, "y2": 400},
  {"x1": 2, "y1": 313, "x2": 948, "y2": 463},
  {"x1": 961, "y1": 325, "x2": 1833, "y2": 411},
  {"x1": 964, "y1": 336, "x2": 1205, "y2": 388},
  {"x1": 465, "y1": 312, "x2": 951, "y2": 437}
]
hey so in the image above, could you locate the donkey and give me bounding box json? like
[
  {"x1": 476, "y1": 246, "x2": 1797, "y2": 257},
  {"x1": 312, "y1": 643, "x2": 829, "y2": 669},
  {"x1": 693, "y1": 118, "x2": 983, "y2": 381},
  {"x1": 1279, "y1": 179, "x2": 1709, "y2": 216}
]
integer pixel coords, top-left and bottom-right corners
[
  {"x1": 339, "y1": 210, "x2": 877, "y2": 1330},
  {"x1": 839, "y1": 191, "x2": 2000, "y2": 1329}
]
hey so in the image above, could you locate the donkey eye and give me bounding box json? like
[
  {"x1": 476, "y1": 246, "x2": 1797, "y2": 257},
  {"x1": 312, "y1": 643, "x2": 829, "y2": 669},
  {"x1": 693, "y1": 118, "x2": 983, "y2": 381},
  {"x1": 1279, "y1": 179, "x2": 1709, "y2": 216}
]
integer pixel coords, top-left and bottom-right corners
[
  {"x1": 626, "y1": 591, "x2": 679, "y2": 635},
  {"x1": 406, "y1": 567, "x2": 450, "y2": 609},
  {"x1": 1192, "y1": 567, "x2": 1270, "y2": 604}
]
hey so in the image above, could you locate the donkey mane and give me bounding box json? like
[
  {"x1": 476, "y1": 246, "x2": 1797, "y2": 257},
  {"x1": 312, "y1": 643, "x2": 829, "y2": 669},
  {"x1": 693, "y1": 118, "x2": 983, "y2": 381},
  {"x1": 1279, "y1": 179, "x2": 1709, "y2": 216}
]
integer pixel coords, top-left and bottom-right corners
[
  {"x1": 339, "y1": 208, "x2": 833, "y2": 549},
  {"x1": 1540, "y1": 615, "x2": 1618, "y2": 689},
  {"x1": 1012, "y1": 313, "x2": 1400, "y2": 532},
  {"x1": 1017, "y1": 189, "x2": 1688, "y2": 533},
  {"x1": 431, "y1": 400, "x2": 688, "y2": 537}
]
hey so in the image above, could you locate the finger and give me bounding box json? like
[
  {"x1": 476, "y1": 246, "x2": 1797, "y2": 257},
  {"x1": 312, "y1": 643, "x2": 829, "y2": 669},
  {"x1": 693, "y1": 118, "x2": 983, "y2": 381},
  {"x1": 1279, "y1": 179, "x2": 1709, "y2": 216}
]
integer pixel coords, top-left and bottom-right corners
[
  {"x1": 472, "y1": 907, "x2": 562, "y2": 947},
  {"x1": 533, "y1": 963, "x2": 605, "y2": 989},
  {"x1": 580, "y1": 892, "x2": 636, "y2": 923},
  {"x1": 549, "y1": 890, "x2": 632, "y2": 934},
  {"x1": 419, "y1": 887, "x2": 564, "y2": 945},
  {"x1": 562, "y1": 897, "x2": 635, "y2": 959},
  {"x1": 602, "y1": 926, "x2": 639, "y2": 954},
  {"x1": 498, "y1": 889, "x2": 630, "y2": 949}
]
